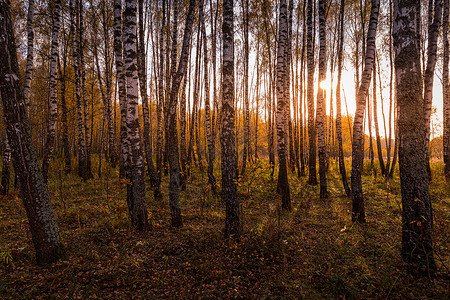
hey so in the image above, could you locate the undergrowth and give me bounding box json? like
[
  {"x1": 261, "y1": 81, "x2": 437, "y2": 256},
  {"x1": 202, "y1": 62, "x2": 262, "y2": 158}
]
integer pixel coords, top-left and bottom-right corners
[{"x1": 0, "y1": 157, "x2": 449, "y2": 299}]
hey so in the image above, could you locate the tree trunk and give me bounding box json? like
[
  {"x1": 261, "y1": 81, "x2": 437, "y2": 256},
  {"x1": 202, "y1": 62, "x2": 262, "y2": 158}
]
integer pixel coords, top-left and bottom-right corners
[
  {"x1": 222, "y1": 0, "x2": 240, "y2": 239},
  {"x1": 444, "y1": 0, "x2": 450, "y2": 180},
  {"x1": 123, "y1": 0, "x2": 149, "y2": 231},
  {"x1": 351, "y1": 0, "x2": 379, "y2": 223},
  {"x1": 167, "y1": 0, "x2": 196, "y2": 228},
  {"x1": 199, "y1": 0, "x2": 217, "y2": 193},
  {"x1": 138, "y1": 0, "x2": 161, "y2": 199},
  {"x1": 317, "y1": 0, "x2": 328, "y2": 198},
  {"x1": 373, "y1": 55, "x2": 386, "y2": 176},
  {"x1": 1, "y1": 136, "x2": 11, "y2": 195},
  {"x1": 241, "y1": 0, "x2": 250, "y2": 175},
  {"x1": 58, "y1": 47, "x2": 71, "y2": 174},
  {"x1": 336, "y1": 0, "x2": 350, "y2": 196},
  {"x1": 0, "y1": 1, "x2": 65, "y2": 264},
  {"x1": 156, "y1": 0, "x2": 166, "y2": 181},
  {"x1": 42, "y1": 0, "x2": 61, "y2": 182},
  {"x1": 23, "y1": 0, "x2": 34, "y2": 108},
  {"x1": 393, "y1": 0, "x2": 436, "y2": 273},
  {"x1": 78, "y1": 0, "x2": 93, "y2": 180},
  {"x1": 307, "y1": 0, "x2": 317, "y2": 185},
  {"x1": 71, "y1": 0, "x2": 87, "y2": 181},
  {"x1": 275, "y1": 0, "x2": 291, "y2": 210},
  {"x1": 423, "y1": 0, "x2": 443, "y2": 181}
]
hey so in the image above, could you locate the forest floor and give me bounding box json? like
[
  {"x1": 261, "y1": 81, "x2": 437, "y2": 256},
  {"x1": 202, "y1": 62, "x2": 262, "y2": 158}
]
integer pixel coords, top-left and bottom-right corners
[{"x1": 0, "y1": 158, "x2": 449, "y2": 299}]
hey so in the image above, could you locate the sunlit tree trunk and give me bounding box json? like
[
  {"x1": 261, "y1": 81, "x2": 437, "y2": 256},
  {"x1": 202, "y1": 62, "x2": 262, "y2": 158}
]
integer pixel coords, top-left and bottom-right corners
[
  {"x1": 393, "y1": 0, "x2": 436, "y2": 273},
  {"x1": 372, "y1": 56, "x2": 386, "y2": 176},
  {"x1": 276, "y1": 0, "x2": 291, "y2": 209},
  {"x1": 423, "y1": 0, "x2": 443, "y2": 181},
  {"x1": 42, "y1": 0, "x2": 61, "y2": 182},
  {"x1": 336, "y1": 0, "x2": 350, "y2": 196},
  {"x1": 138, "y1": 0, "x2": 161, "y2": 199},
  {"x1": 307, "y1": 0, "x2": 317, "y2": 185},
  {"x1": 123, "y1": 0, "x2": 149, "y2": 231},
  {"x1": 317, "y1": 0, "x2": 328, "y2": 197},
  {"x1": 0, "y1": 1, "x2": 64, "y2": 264},
  {"x1": 222, "y1": 0, "x2": 240, "y2": 239},
  {"x1": 351, "y1": 0, "x2": 379, "y2": 223},
  {"x1": 167, "y1": 0, "x2": 196, "y2": 228},
  {"x1": 443, "y1": 0, "x2": 450, "y2": 180}
]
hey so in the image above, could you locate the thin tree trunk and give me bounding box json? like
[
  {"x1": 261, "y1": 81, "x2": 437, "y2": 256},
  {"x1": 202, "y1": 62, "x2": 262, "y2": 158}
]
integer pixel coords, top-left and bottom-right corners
[
  {"x1": 78, "y1": 0, "x2": 93, "y2": 179},
  {"x1": 167, "y1": 0, "x2": 196, "y2": 228},
  {"x1": 275, "y1": 0, "x2": 291, "y2": 209},
  {"x1": 307, "y1": 0, "x2": 317, "y2": 185},
  {"x1": 336, "y1": 0, "x2": 350, "y2": 196},
  {"x1": 200, "y1": 0, "x2": 216, "y2": 193},
  {"x1": 58, "y1": 45, "x2": 70, "y2": 173},
  {"x1": 0, "y1": 1, "x2": 65, "y2": 264},
  {"x1": 423, "y1": 0, "x2": 443, "y2": 181},
  {"x1": 71, "y1": 0, "x2": 87, "y2": 180},
  {"x1": 444, "y1": 0, "x2": 450, "y2": 180},
  {"x1": 222, "y1": 0, "x2": 240, "y2": 239},
  {"x1": 42, "y1": 0, "x2": 61, "y2": 182},
  {"x1": 241, "y1": 0, "x2": 250, "y2": 174},
  {"x1": 317, "y1": 0, "x2": 328, "y2": 198},
  {"x1": 156, "y1": 0, "x2": 166, "y2": 181},
  {"x1": 351, "y1": 0, "x2": 379, "y2": 223},
  {"x1": 373, "y1": 55, "x2": 386, "y2": 176},
  {"x1": 138, "y1": 0, "x2": 161, "y2": 199},
  {"x1": 23, "y1": 0, "x2": 34, "y2": 108}
]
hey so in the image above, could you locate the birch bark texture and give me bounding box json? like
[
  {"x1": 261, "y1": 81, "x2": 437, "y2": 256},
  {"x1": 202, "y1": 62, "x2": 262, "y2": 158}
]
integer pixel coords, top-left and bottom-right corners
[
  {"x1": 42, "y1": 0, "x2": 61, "y2": 182},
  {"x1": 351, "y1": 0, "x2": 380, "y2": 223},
  {"x1": 276, "y1": 0, "x2": 292, "y2": 209},
  {"x1": 306, "y1": 0, "x2": 317, "y2": 185},
  {"x1": 393, "y1": 0, "x2": 436, "y2": 273},
  {"x1": 317, "y1": 0, "x2": 328, "y2": 198},
  {"x1": 222, "y1": 0, "x2": 240, "y2": 239},
  {"x1": 444, "y1": 0, "x2": 450, "y2": 180},
  {"x1": 123, "y1": 0, "x2": 149, "y2": 231},
  {"x1": 0, "y1": 0, "x2": 64, "y2": 264}
]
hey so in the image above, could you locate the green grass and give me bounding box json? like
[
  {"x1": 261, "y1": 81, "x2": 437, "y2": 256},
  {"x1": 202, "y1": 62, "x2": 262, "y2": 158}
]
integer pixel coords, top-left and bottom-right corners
[{"x1": 0, "y1": 157, "x2": 449, "y2": 299}]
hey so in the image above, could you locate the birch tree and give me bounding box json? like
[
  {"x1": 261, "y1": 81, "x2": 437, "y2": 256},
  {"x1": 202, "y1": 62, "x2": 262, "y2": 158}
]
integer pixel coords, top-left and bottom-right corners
[
  {"x1": 306, "y1": 0, "x2": 317, "y2": 185},
  {"x1": 200, "y1": 0, "x2": 217, "y2": 193},
  {"x1": 222, "y1": 0, "x2": 240, "y2": 239},
  {"x1": 351, "y1": 0, "x2": 379, "y2": 223},
  {"x1": 0, "y1": 0, "x2": 65, "y2": 264},
  {"x1": 336, "y1": 0, "x2": 350, "y2": 195},
  {"x1": 123, "y1": 0, "x2": 149, "y2": 231},
  {"x1": 276, "y1": 0, "x2": 291, "y2": 209},
  {"x1": 423, "y1": 0, "x2": 443, "y2": 181},
  {"x1": 393, "y1": 0, "x2": 436, "y2": 273},
  {"x1": 42, "y1": 0, "x2": 61, "y2": 182},
  {"x1": 138, "y1": 0, "x2": 161, "y2": 199},
  {"x1": 317, "y1": 0, "x2": 328, "y2": 198},
  {"x1": 444, "y1": 0, "x2": 450, "y2": 180},
  {"x1": 71, "y1": 0, "x2": 87, "y2": 180},
  {"x1": 167, "y1": 0, "x2": 196, "y2": 228}
]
